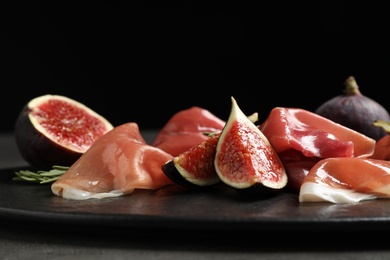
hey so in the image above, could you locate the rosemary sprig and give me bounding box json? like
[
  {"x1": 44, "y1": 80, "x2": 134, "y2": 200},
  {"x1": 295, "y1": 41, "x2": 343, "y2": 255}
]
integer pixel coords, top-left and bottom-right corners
[{"x1": 13, "y1": 165, "x2": 69, "y2": 184}]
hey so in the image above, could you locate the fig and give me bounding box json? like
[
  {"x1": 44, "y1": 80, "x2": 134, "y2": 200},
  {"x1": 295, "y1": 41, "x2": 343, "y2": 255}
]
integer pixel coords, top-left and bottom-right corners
[
  {"x1": 214, "y1": 97, "x2": 288, "y2": 193},
  {"x1": 14, "y1": 94, "x2": 114, "y2": 170},
  {"x1": 161, "y1": 112, "x2": 260, "y2": 188},
  {"x1": 315, "y1": 76, "x2": 390, "y2": 141},
  {"x1": 161, "y1": 133, "x2": 221, "y2": 188}
]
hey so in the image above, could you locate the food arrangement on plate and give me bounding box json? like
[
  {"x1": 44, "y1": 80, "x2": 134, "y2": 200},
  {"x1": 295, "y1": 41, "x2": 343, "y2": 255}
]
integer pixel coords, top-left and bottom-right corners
[{"x1": 11, "y1": 76, "x2": 390, "y2": 204}]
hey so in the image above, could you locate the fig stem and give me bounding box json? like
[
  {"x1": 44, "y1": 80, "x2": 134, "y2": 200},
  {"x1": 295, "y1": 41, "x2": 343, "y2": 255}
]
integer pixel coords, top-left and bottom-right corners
[{"x1": 344, "y1": 76, "x2": 362, "y2": 96}]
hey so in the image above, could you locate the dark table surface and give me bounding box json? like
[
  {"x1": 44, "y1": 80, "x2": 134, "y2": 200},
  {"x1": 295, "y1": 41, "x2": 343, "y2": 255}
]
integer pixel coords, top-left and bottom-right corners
[{"x1": 1, "y1": 132, "x2": 390, "y2": 260}]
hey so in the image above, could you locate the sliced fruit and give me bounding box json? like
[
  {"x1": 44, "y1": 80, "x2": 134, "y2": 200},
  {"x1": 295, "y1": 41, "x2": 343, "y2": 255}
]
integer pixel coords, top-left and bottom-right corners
[
  {"x1": 14, "y1": 94, "x2": 114, "y2": 170},
  {"x1": 214, "y1": 97, "x2": 288, "y2": 192},
  {"x1": 161, "y1": 133, "x2": 221, "y2": 188},
  {"x1": 161, "y1": 111, "x2": 260, "y2": 188}
]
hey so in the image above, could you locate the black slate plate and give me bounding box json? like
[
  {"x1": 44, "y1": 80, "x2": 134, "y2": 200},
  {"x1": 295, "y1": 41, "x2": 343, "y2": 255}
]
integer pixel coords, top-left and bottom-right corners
[{"x1": 1, "y1": 167, "x2": 390, "y2": 236}]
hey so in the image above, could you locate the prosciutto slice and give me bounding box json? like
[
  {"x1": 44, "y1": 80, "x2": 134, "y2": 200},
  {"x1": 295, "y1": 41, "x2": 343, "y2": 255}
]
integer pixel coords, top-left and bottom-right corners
[
  {"x1": 299, "y1": 157, "x2": 390, "y2": 203},
  {"x1": 258, "y1": 107, "x2": 376, "y2": 191},
  {"x1": 51, "y1": 122, "x2": 174, "y2": 200},
  {"x1": 369, "y1": 135, "x2": 390, "y2": 160},
  {"x1": 259, "y1": 107, "x2": 376, "y2": 158},
  {"x1": 152, "y1": 106, "x2": 225, "y2": 156}
]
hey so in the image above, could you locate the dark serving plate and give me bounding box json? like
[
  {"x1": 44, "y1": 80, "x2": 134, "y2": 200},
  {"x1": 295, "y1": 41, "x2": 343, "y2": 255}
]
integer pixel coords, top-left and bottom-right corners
[{"x1": 1, "y1": 166, "x2": 390, "y2": 236}]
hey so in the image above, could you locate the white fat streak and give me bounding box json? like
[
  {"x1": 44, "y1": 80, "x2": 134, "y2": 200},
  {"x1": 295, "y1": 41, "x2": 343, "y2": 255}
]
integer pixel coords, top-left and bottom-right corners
[
  {"x1": 299, "y1": 182, "x2": 377, "y2": 203},
  {"x1": 52, "y1": 186, "x2": 124, "y2": 200}
]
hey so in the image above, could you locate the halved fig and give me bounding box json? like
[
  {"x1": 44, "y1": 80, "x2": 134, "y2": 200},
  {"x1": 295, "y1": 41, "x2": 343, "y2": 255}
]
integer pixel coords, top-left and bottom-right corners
[
  {"x1": 214, "y1": 97, "x2": 288, "y2": 193},
  {"x1": 14, "y1": 94, "x2": 114, "y2": 170},
  {"x1": 161, "y1": 133, "x2": 221, "y2": 188}
]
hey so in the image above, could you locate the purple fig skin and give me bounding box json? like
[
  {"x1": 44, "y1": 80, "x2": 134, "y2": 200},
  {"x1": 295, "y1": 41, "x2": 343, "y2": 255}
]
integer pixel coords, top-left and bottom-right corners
[
  {"x1": 14, "y1": 104, "x2": 84, "y2": 170},
  {"x1": 315, "y1": 76, "x2": 390, "y2": 141},
  {"x1": 162, "y1": 160, "x2": 209, "y2": 189}
]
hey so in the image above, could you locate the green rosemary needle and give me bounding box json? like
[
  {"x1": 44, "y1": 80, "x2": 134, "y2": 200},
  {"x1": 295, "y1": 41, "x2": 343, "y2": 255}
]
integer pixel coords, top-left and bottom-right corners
[{"x1": 13, "y1": 165, "x2": 69, "y2": 184}]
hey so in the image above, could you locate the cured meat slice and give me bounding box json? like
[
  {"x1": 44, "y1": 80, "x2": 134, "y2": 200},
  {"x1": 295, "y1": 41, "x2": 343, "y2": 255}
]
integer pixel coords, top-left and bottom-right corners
[
  {"x1": 259, "y1": 107, "x2": 376, "y2": 192},
  {"x1": 299, "y1": 157, "x2": 390, "y2": 203},
  {"x1": 152, "y1": 106, "x2": 225, "y2": 156},
  {"x1": 51, "y1": 122, "x2": 174, "y2": 200},
  {"x1": 259, "y1": 107, "x2": 376, "y2": 158},
  {"x1": 369, "y1": 135, "x2": 390, "y2": 160}
]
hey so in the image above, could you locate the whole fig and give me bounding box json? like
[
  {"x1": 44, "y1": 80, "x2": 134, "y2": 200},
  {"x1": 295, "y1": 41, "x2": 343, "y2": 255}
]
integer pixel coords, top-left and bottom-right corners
[{"x1": 315, "y1": 76, "x2": 390, "y2": 141}]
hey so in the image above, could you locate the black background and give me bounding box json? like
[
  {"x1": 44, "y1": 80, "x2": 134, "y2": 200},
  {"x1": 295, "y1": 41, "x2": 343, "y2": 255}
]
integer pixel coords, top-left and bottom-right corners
[{"x1": 4, "y1": 1, "x2": 390, "y2": 132}]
